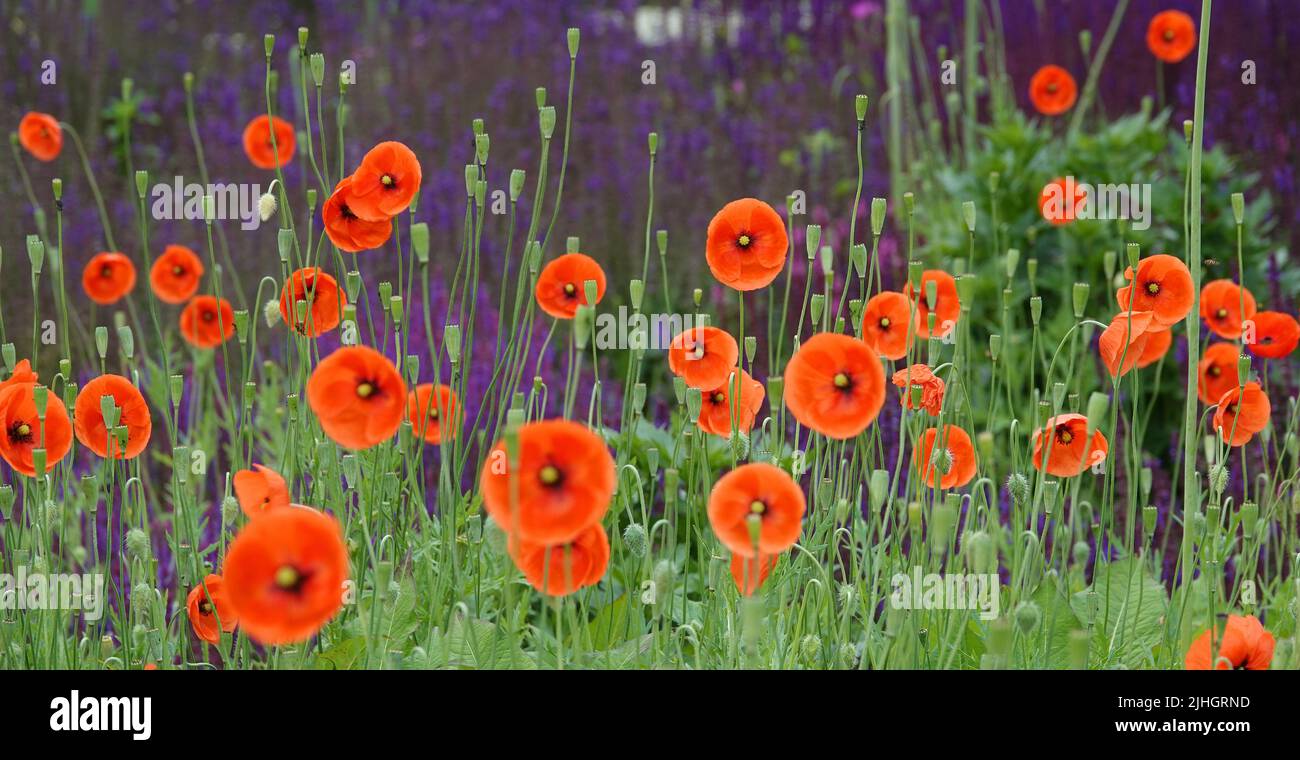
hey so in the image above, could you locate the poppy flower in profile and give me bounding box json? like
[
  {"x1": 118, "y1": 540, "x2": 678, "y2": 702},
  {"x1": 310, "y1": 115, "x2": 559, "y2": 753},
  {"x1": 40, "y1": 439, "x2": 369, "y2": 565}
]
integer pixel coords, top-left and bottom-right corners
[
  {"x1": 306, "y1": 346, "x2": 407, "y2": 450},
  {"x1": 407, "y1": 383, "x2": 459, "y2": 445},
  {"x1": 698, "y1": 368, "x2": 766, "y2": 437},
  {"x1": 903, "y1": 270, "x2": 960, "y2": 339},
  {"x1": 179, "y1": 295, "x2": 235, "y2": 348},
  {"x1": 1148, "y1": 10, "x2": 1197, "y2": 64},
  {"x1": 508, "y1": 523, "x2": 610, "y2": 597},
  {"x1": 668, "y1": 326, "x2": 739, "y2": 390},
  {"x1": 731, "y1": 552, "x2": 780, "y2": 597},
  {"x1": 1185, "y1": 614, "x2": 1274, "y2": 670},
  {"x1": 82, "y1": 252, "x2": 137, "y2": 305},
  {"x1": 322, "y1": 176, "x2": 394, "y2": 252},
  {"x1": 914, "y1": 425, "x2": 978, "y2": 489},
  {"x1": 534, "y1": 253, "x2": 607, "y2": 320},
  {"x1": 1136, "y1": 326, "x2": 1173, "y2": 368},
  {"x1": 480, "y1": 419, "x2": 616, "y2": 544},
  {"x1": 1199, "y1": 279, "x2": 1256, "y2": 339},
  {"x1": 347, "y1": 141, "x2": 422, "y2": 221},
  {"x1": 1032, "y1": 414, "x2": 1108, "y2": 477},
  {"x1": 1115, "y1": 254, "x2": 1194, "y2": 327},
  {"x1": 1028, "y1": 65, "x2": 1077, "y2": 116},
  {"x1": 1198, "y1": 342, "x2": 1240, "y2": 405},
  {"x1": 892, "y1": 363, "x2": 945, "y2": 416},
  {"x1": 73, "y1": 374, "x2": 152, "y2": 460},
  {"x1": 0, "y1": 381, "x2": 72, "y2": 477},
  {"x1": 1038, "y1": 177, "x2": 1088, "y2": 225},
  {"x1": 185, "y1": 574, "x2": 238, "y2": 645},
  {"x1": 149, "y1": 244, "x2": 204, "y2": 304},
  {"x1": 784, "y1": 333, "x2": 884, "y2": 439},
  {"x1": 234, "y1": 464, "x2": 291, "y2": 518},
  {"x1": 1098, "y1": 310, "x2": 1155, "y2": 378},
  {"x1": 705, "y1": 198, "x2": 789, "y2": 291},
  {"x1": 0, "y1": 360, "x2": 38, "y2": 391},
  {"x1": 1213, "y1": 382, "x2": 1270, "y2": 447},
  {"x1": 279, "y1": 268, "x2": 346, "y2": 337},
  {"x1": 241, "y1": 115, "x2": 295, "y2": 170},
  {"x1": 1246, "y1": 311, "x2": 1300, "y2": 359},
  {"x1": 18, "y1": 112, "x2": 62, "y2": 162},
  {"x1": 707, "y1": 462, "x2": 806, "y2": 558},
  {"x1": 861, "y1": 291, "x2": 913, "y2": 360},
  {"x1": 222, "y1": 506, "x2": 349, "y2": 645}
]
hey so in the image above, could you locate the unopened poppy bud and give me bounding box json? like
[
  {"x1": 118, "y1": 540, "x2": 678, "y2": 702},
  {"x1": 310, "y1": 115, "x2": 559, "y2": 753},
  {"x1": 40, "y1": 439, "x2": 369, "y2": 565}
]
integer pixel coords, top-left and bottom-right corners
[
  {"x1": 1029, "y1": 296, "x2": 1042, "y2": 326},
  {"x1": 444, "y1": 324, "x2": 462, "y2": 365},
  {"x1": 1026, "y1": 257, "x2": 1038, "y2": 286},
  {"x1": 263, "y1": 298, "x2": 281, "y2": 327},
  {"x1": 798, "y1": 634, "x2": 821, "y2": 664},
  {"x1": 623, "y1": 523, "x2": 648, "y2": 557},
  {"x1": 31, "y1": 448, "x2": 46, "y2": 475},
  {"x1": 539, "y1": 106, "x2": 557, "y2": 139},
  {"x1": 672, "y1": 375, "x2": 686, "y2": 406},
  {"x1": 905, "y1": 500, "x2": 922, "y2": 528},
  {"x1": 1209, "y1": 464, "x2": 1228, "y2": 495},
  {"x1": 117, "y1": 325, "x2": 135, "y2": 359},
  {"x1": 1142, "y1": 504, "x2": 1158, "y2": 537},
  {"x1": 870, "y1": 197, "x2": 886, "y2": 236},
  {"x1": 685, "y1": 387, "x2": 702, "y2": 422},
  {"x1": 258, "y1": 188, "x2": 278, "y2": 221},
  {"x1": 1240, "y1": 501, "x2": 1259, "y2": 539},
  {"x1": 277, "y1": 228, "x2": 294, "y2": 264},
  {"x1": 976, "y1": 430, "x2": 994, "y2": 462},
  {"x1": 629, "y1": 382, "x2": 646, "y2": 416},
  {"x1": 1071, "y1": 282, "x2": 1089, "y2": 318},
  {"x1": 854, "y1": 93, "x2": 869, "y2": 122},
  {"x1": 988, "y1": 333, "x2": 1002, "y2": 361},
  {"x1": 1188, "y1": 509, "x2": 1206, "y2": 543},
  {"x1": 652, "y1": 559, "x2": 674, "y2": 599},
  {"x1": 765, "y1": 376, "x2": 782, "y2": 412},
  {"x1": 1085, "y1": 391, "x2": 1108, "y2": 435},
  {"x1": 1003, "y1": 248, "x2": 1020, "y2": 280},
  {"x1": 805, "y1": 224, "x2": 821, "y2": 259},
  {"x1": 574, "y1": 305, "x2": 594, "y2": 349},
  {"x1": 94, "y1": 326, "x2": 109, "y2": 359},
  {"x1": 966, "y1": 530, "x2": 993, "y2": 574},
  {"x1": 0, "y1": 485, "x2": 13, "y2": 520},
  {"x1": 1015, "y1": 601, "x2": 1041, "y2": 633},
  {"x1": 1007, "y1": 473, "x2": 1030, "y2": 506},
  {"x1": 956, "y1": 274, "x2": 975, "y2": 312},
  {"x1": 645, "y1": 446, "x2": 660, "y2": 476},
  {"x1": 961, "y1": 201, "x2": 976, "y2": 232}
]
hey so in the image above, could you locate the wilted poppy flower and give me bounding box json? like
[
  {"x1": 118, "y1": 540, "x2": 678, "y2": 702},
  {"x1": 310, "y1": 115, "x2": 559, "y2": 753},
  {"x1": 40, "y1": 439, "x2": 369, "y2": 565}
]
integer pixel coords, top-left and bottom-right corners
[
  {"x1": 1199, "y1": 279, "x2": 1256, "y2": 339},
  {"x1": 1136, "y1": 326, "x2": 1172, "y2": 368},
  {"x1": 534, "y1": 253, "x2": 607, "y2": 320},
  {"x1": 322, "y1": 176, "x2": 393, "y2": 252},
  {"x1": 668, "y1": 326, "x2": 739, "y2": 390},
  {"x1": 185, "y1": 574, "x2": 238, "y2": 645},
  {"x1": 347, "y1": 141, "x2": 422, "y2": 221},
  {"x1": 18, "y1": 112, "x2": 62, "y2": 161},
  {"x1": 1213, "y1": 382, "x2": 1270, "y2": 447},
  {"x1": 222, "y1": 506, "x2": 349, "y2": 645},
  {"x1": 1198, "y1": 342, "x2": 1241, "y2": 405},
  {"x1": 1038, "y1": 177, "x2": 1088, "y2": 225},
  {"x1": 892, "y1": 363, "x2": 945, "y2": 416},
  {"x1": 306, "y1": 346, "x2": 407, "y2": 450},
  {"x1": 480, "y1": 419, "x2": 615, "y2": 544},
  {"x1": 914, "y1": 425, "x2": 977, "y2": 489},
  {"x1": 698, "y1": 368, "x2": 765, "y2": 437},
  {"x1": 784, "y1": 333, "x2": 884, "y2": 439},
  {"x1": 903, "y1": 270, "x2": 960, "y2": 339},
  {"x1": 149, "y1": 244, "x2": 204, "y2": 304},
  {"x1": 1028, "y1": 65, "x2": 1077, "y2": 115},
  {"x1": 234, "y1": 464, "x2": 291, "y2": 518},
  {"x1": 705, "y1": 198, "x2": 789, "y2": 291},
  {"x1": 82, "y1": 252, "x2": 137, "y2": 305},
  {"x1": 707, "y1": 462, "x2": 806, "y2": 558},
  {"x1": 1185, "y1": 614, "x2": 1274, "y2": 670},
  {"x1": 1148, "y1": 10, "x2": 1197, "y2": 64},
  {"x1": 73, "y1": 374, "x2": 151, "y2": 459},
  {"x1": 279, "y1": 268, "x2": 346, "y2": 337},
  {"x1": 242, "y1": 115, "x2": 295, "y2": 170},
  {"x1": 731, "y1": 552, "x2": 780, "y2": 597},
  {"x1": 1032, "y1": 414, "x2": 1108, "y2": 477},
  {"x1": 861, "y1": 290, "x2": 913, "y2": 360},
  {"x1": 1115, "y1": 254, "x2": 1194, "y2": 327},
  {"x1": 180, "y1": 295, "x2": 235, "y2": 348},
  {"x1": 1246, "y1": 311, "x2": 1300, "y2": 359},
  {"x1": 1098, "y1": 310, "x2": 1155, "y2": 378},
  {"x1": 508, "y1": 523, "x2": 610, "y2": 597},
  {"x1": 407, "y1": 383, "x2": 459, "y2": 445},
  {"x1": 0, "y1": 382, "x2": 72, "y2": 477}
]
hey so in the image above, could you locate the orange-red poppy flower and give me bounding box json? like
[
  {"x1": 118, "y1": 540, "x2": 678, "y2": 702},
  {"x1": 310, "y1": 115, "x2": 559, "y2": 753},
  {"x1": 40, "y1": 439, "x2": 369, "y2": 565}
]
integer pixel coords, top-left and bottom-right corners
[
  {"x1": 347, "y1": 141, "x2": 422, "y2": 221},
  {"x1": 241, "y1": 115, "x2": 295, "y2": 170},
  {"x1": 698, "y1": 368, "x2": 766, "y2": 437},
  {"x1": 18, "y1": 112, "x2": 62, "y2": 162},
  {"x1": 1098, "y1": 310, "x2": 1156, "y2": 378},
  {"x1": 222, "y1": 506, "x2": 349, "y2": 645},
  {"x1": 82, "y1": 252, "x2": 137, "y2": 305},
  {"x1": 903, "y1": 270, "x2": 960, "y2": 339},
  {"x1": 1136, "y1": 325, "x2": 1173, "y2": 368},
  {"x1": 322, "y1": 176, "x2": 394, "y2": 252},
  {"x1": 914, "y1": 425, "x2": 978, "y2": 489},
  {"x1": 1213, "y1": 382, "x2": 1270, "y2": 447},
  {"x1": 705, "y1": 198, "x2": 789, "y2": 291},
  {"x1": 508, "y1": 523, "x2": 610, "y2": 597},
  {"x1": 1115, "y1": 254, "x2": 1194, "y2": 327},
  {"x1": 73, "y1": 374, "x2": 151, "y2": 460},
  {"x1": 707, "y1": 462, "x2": 806, "y2": 558},
  {"x1": 1028, "y1": 65, "x2": 1077, "y2": 116},
  {"x1": 1032, "y1": 413, "x2": 1108, "y2": 477},
  {"x1": 306, "y1": 346, "x2": 407, "y2": 450},
  {"x1": 407, "y1": 383, "x2": 459, "y2": 445},
  {"x1": 1148, "y1": 10, "x2": 1197, "y2": 64},
  {"x1": 1247, "y1": 311, "x2": 1300, "y2": 359},
  {"x1": 480, "y1": 419, "x2": 615, "y2": 544},
  {"x1": 1199, "y1": 279, "x2": 1256, "y2": 339},
  {"x1": 731, "y1": 552, "x2": 780, "y2": 597},
  {"x1": 179, "y1": 295, "x2": 235, "y2": 348},
  {"x1": 149, "y1": 244, "x2": 204, "y2": 304},
  {"x1": 0, "y1": 382, "x2": 72, "y2": 477},
  {"x1": 0, "y1": 360, "x2": 38, "y2": 391},
  {"x1": 1185, "y1": 614, "x2": 1274, "y2": 670},
  {"x1": 234, "y1": 464, "x2": 291, "y2": 518},
  {"x1": 279, "y1": 268, "x2": 346, "y2": 337},
  {"x1": 1198, "y1": 342, "x2": 1241, "y2": 405},
  {"x1": 534, "y1": 253, "x2": 607, "y2": 320},
  {"x1": 861, "y1": 290, "x2": 913, "y2": 360},
  {"x1": 186, "y1": 574, "x2": 238, "y2": 645},
  {"x1": 784, "y1": 333, "x2": 884, "y2": 439},
  {"x1": 1038, "y1": 177, "x2": 1088, "y2": 225},
  {"x1": 892, "y1": 363, "x2": 945, "y2": 416},
  {"x1": 668, "y1": 326, "x2": 739, "y2": 390}
]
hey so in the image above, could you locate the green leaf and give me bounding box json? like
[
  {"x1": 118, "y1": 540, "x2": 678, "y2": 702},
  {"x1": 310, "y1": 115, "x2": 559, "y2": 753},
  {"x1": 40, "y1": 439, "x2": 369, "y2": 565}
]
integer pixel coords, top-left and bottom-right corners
[{"x1": 1073, "y1": 558, "x2": 1168, "y2": 668}]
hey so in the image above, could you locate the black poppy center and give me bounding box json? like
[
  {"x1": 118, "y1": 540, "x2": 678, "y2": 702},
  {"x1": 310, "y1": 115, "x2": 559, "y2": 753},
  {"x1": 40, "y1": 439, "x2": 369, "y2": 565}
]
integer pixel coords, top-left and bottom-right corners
[
  {"x1": 1055, "y1": 426, "x2": 1075, "y2": 445},
  {"x1": 1208, "y1": 365, "x2": 1221, "y2": 377},
  {"x1": 736, "y1": 231, "x2": 753, "y2": 249},
  {"x1": 8, "y1": 421, "x2": 33, "y2": 444},
  {"x1": 1146, "y1": 281, "x2": 1161, "y2": 295}
]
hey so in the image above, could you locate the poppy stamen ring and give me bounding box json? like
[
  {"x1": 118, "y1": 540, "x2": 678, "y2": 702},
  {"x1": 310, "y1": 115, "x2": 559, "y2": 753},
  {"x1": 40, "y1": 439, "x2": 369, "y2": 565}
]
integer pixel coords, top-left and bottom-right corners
[
  {"x1": 274, "y1": 565, "x2": 300, "y2": 590},
  {"x1": 1146, "y1": 282, "x2": 1161, "y2": 295},
  {"x1": 15, "y1": 423, "x2": 32, "y2": 438},
  {"x1": 1208, "y1": 365, "x2": 1221, "y2": 377},
  {"x1": 749, "y1": 499, "x2": 766, "y2": 515},
  {"x1": 173, "y1": 265, "x2": 185, "y2": 276},
  {"x1": 381, "y1": 174, "x2": 394, "y2": 186},
  {"x1": 737, "y1": 234, "x2": 751, "y2": 248},
  {"x1": 833, "y1": 372, "x2": 851, "y2": 389},
  {"x1": 1215, "y1": 308, "x2": 1228, "y2": 319},
  {"x1": 712, "y1": 392, "x2": 726, "y2": 404},
  {"x1": 539, "y1": 465, "x2": 561, "y2": 485},
  {"x1": 356, "y1": 382, "x2": 375, "y2": 398},
  {"x1": 879, "y1": 317, "x2": 891, "y2": 329},
  {"x1": 563, "y1": 283, "x2": 576, "y2": 296}
]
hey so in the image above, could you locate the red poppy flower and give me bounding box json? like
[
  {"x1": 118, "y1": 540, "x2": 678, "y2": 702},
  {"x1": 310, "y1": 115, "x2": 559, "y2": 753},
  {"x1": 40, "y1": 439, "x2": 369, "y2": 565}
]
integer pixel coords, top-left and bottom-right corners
[
  {"x1": 73, "y1": 374, "x2": 151, "y2": 460},
  {"x1": 279, "y1": 268, "x2": 346, "y2": 337},
  {"x1": 179, "y1": 295, "x2": 235, "y2": 348},
  {"x1": 698, "y1": 368, "x2": 766, "y2": 437},
  {"x1": 407, "y1": 383, "x2": 459, "y2": 445},
  {"x1": 668, "y1": 326, "x2": 739, "y2": 390},
  {"x1": 1198, "y1": 342, "x2": 1241, "y2": 405},
  {"x1": 892, "y1": 363, "x2": 945, "y2": 416},
  {"x1": 1032, "y1": 413, "x2": 1108, "y2": 477},
  {"x1": 784, "y1": 333, "x2": 884, "y2": 439},
  {"x1": 1199, "y1": 279, "x2": 1256, "y2": 340},
  {"x1": 322, "y1": 176, "x2": 393, "y2": 252},
  {"x1": 1148, "y1": 10, "x2": 1197, "y2": 64},
  {"x1": 1213, "y1": 382, "x2": 1270, "y2": 447},
  {"x1": 1099, "y1": 310, "x2": 1156, "y2": 378},
  {"x1": 1246, "y1": 311, "x2": 1300, "y2": 359},
  {"x1": 0, "y1": 382, "x2": 73, "y2": 477},
  {"x1": 534, "y1": 253, "x2": 607, "y2": 320},
  {"x1": 903, "y1": 270, "x2": 960, "y2": 339},
  {"x1": 707, "y1": 462, "x2": 806, "y2": 558},
  {"x1": 1, "y1": 360, "x2": 38, "y2": 392},
  {"x1": 18, "y1": 112, "x2": 62, "y2": 162},
  {"x1": 1136, "y1": 326, "x2": 1173, "y2": 368},
  {"x1": 347, "y1": 141, "x2": 422, "y2": 221},
  {"x1": 1038, "y1": 177, "x2": 1088, "y2": 225},
  {"x1": 705, "y1": 198, "x2": 789, "y2": 291},
  {"x1": 1028, "y1": 65, "x2": 1077, "y2": 115},
  {"x1": 1185, "y1": 614, "x2": 1274, "y2": 670},
  {"x1": 149, "y1": 244, "x2": 204, "y2": 304},
  {"x1": 508, "y1": 523, "x2": 610, "y2": 597},
  {"x1": 861, "y1": 290, "x2": 913, "y2": 360},
  {"x1": 306, "y1": 346, "x2": 407, "y2": 450},
  {"x1": 731, "y1": 552, "x2": 780, "y2": 597},
  {"x1": 242, "y1": 115, "x2": 295, "y2": 170},
  {"x1": 234, "y1": 464, "x2": 291, "y2": 518},
  {"x1": 186, "y1": 574, "x2": 238, "y2": 645},
  {"x1": 914, "y1": 425, "x2": 978, "y2": 489},
  {"x1": 82, "y1": 252, "x2": 137, "y2": 305},
  {"x1": 1115, "y1": 254, "x2": 1194, "y2": 327}
]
